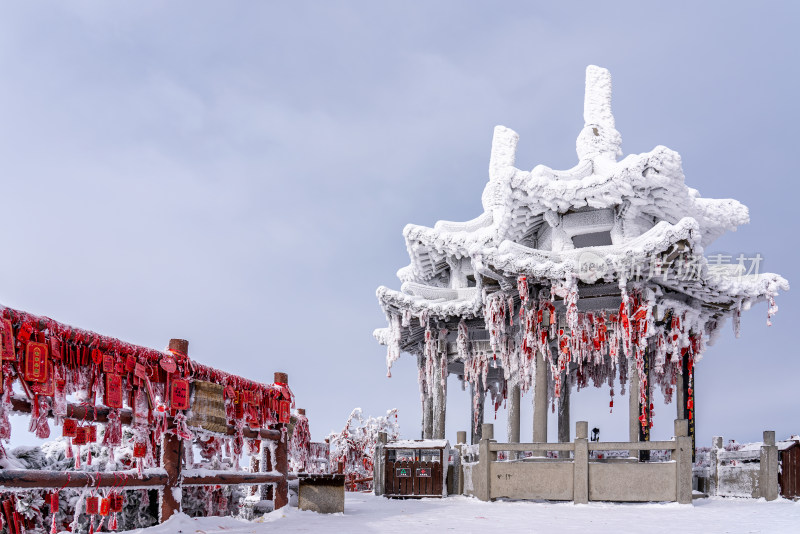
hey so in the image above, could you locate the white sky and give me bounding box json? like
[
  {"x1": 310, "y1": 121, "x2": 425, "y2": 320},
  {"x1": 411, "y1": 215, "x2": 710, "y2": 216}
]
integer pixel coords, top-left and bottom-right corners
[{"x1": 1, "y1": 2, "x2": 798, "y2": 450}]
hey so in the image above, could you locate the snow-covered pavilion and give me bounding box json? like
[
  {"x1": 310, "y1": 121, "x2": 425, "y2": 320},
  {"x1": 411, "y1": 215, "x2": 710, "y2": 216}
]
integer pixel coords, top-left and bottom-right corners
[{"x1": 374, "y1": 66, "x2": 788, "y2": 451}]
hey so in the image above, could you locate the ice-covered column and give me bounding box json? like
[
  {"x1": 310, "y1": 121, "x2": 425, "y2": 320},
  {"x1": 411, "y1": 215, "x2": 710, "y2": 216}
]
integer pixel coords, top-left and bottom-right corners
[
  {"x1": 507, "y1": 383, "x2": 521, "y2": 444},
  {"x1": 470, "y1": 379, "x2": 485, "y2": 445},
  {"x1": 433, "y1": 357, "x2": 447, "y2": 440},
  {"x1": 628, "y1": 355, "x2": 640, "y2": 446},
  {"x1": 557, "y1": 371, "x2": 571, "y2": 458},
  {"x1": 576, "y1": 65, "x2": 622, "y2": 162},
  {"x1": 533, "y1": 351, "x2": 548, "y2": 455},
  {"x1": 423, "y1": 393, "x2": 433, "y2": 440}
]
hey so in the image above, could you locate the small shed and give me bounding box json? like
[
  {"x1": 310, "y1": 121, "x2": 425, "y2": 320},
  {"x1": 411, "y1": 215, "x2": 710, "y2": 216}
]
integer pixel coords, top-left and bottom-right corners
[
  {"x1": 778, "y1": 436, "x2": 800, "y2": 499},
  {"x1": 384, "y1": 439, "x2": 449, "y2": 498}
]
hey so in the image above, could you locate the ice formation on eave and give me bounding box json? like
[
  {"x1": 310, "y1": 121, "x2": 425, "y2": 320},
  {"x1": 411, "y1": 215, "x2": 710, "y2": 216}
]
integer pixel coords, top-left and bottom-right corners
[{"x1": 376, "y1": 65, "x2": 787, "y2": 325}]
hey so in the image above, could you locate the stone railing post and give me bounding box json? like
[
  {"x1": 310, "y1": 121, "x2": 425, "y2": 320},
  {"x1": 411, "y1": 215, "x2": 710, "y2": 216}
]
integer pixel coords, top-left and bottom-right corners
[
  {"x1": 760, "y1": 431, "x2": 778, "y2": 501},
  {"x1": 573, "y1": 421, "x2": 589, "y2": 504},
  {"x1": 477, "y1": 423, "x2": 495, "y2": 501},
  {"x1": 273, "y1": 372, "x2": 290, "y2": 509},
  {"x1": 674, "y1": 419, "x2": 692, "y2": 504},
  {"x1": 374, "y1": 432, "x2": 387, "y2": 496},
  {"x1": 456, "y1": 430, "x2": 467, "y2": 495},
  {"x1": 709, "y1": 436, "x2": 723, "y2": 496}
]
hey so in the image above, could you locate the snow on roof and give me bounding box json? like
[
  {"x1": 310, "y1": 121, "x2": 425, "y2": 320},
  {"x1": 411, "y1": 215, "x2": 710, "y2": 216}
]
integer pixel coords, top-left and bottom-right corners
[{"x1": 385, "y1": 439, "x2": 449, "y2": 449}]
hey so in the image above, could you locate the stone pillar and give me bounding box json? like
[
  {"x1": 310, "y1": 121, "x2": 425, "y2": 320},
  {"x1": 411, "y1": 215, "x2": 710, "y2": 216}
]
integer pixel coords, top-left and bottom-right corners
[
  {"x1": 373, "y1": 432, "x2": 387, "y2": 496},
  {"x1": 573, "y1": 421, "x2": 589, "y2": 504},
  {"x1": 470, "y1": 380, "x2": 485, "y2": 445},
  {"x1": 760, "y1": 431, "x2": 779, "y2": 501},
  {"x1": 674, "y1": 419, "x2": 693, "y2": 504},
  {"x1": 628, "y1": 355, "x2": 640, "y2": 445},
  {"x1": 558, "y1": 371, "x2": 570, "y2": 458},
  {"x1": 533, "y1": 351, "x2": 548, "y2": 453},
  {"x1": 455, "y1": 431, "x2": 467, "y2": 495},
  {"x1": 507, "y1": 383, "x2": 521, "y2": 444},
  {"x1": 709, "y1": 435, "x2": 723, "y2": 496},
  {"x1": 476, "y1": 423, "x2": 496, "y2": 502}
]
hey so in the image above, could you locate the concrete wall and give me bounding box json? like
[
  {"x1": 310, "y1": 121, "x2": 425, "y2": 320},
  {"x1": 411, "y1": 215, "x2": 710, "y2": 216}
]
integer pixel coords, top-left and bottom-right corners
[{"x1": 589, "y1": 462, "x2": 676, "y2": 502}]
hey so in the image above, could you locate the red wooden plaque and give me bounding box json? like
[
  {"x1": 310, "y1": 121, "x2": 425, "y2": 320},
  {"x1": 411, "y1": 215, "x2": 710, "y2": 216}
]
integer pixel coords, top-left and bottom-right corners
[
  {"x1": 170, "y1": 379, "x2": 189, "y2": 410},
  {"x1": 125, "y1": 354, "x2": 136, "y2": 372},
  {"x1": 102, "y1": 353, "x2": 114, "y2": 373},
  {"x1": 24, "y1": 342, "x2": 49, "y2": 383},
  {"x1": 31, "y1": 361, "x2": 54, "y2": 396},
  {"x1": 1, "y1": 318, "x2": 15, "y2": 361},
  {"x1": 111, "y1": 494, "x2": 123, "y2": 513},
  {"x1": 87, "y1": 424, "x2": 97, "y2": 442},
  {"x1": 85, "y1": 496, "x2": 98, "y2": 515},
  {"x1": 62, "y1": 418, "x2": 77, "y2": 438},
  {"x1": 49, "y1": 337, "x2": 62, "y2": 361},
  {"x1": 73, "y1": 426, "x2": 88, "y2": 446},
  {"x1": 159, "y1": 356, "x2": 176, "y2": 374},
  {"x1": 99, "y1": 497, "x2": 110, "y2": 517},
  {"x1": 104, "y1": 373, "x2": 123, "y2": 409},
  {"x1": 279, "y1": 400, "x2": 291, "y2": 424},
  {"x1": 133, "y1": 441, "x2": 147, "y2": 458}
]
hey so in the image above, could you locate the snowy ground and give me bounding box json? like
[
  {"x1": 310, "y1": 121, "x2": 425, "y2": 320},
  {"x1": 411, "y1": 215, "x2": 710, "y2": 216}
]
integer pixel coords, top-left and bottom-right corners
[{"x1": 121, "y1": 493, "x2": 800, "y2": 534}]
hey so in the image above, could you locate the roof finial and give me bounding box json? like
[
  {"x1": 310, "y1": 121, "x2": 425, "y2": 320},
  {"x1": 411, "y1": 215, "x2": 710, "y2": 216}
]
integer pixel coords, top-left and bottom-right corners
[{"x1": 576, "y1": 65, "x2": 622, "y2": 162}]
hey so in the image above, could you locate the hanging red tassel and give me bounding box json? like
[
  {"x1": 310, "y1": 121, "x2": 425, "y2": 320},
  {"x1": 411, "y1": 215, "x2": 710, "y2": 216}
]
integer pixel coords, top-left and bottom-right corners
[{"x1": 109, "y1": 513, "x2": 118, "y2": 531}]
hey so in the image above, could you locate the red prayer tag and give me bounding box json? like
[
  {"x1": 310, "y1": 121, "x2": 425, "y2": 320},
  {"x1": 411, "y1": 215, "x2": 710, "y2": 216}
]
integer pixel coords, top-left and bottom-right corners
[
  {"x1": 85, "y1": 496, "x2": 98, "y2": 515},
  {"x1": 111, "y1": 494, "x2": 123, "y2": 513},
  {"x1": 125, "y1": 355, "x2": 136, "y2": 372},
  {"x1": 32, "y1": 360, "x2": 54, "y2": 396},
  {"x1": 99, "y1": 497, "x2": 110, "y2": 516},
  {"x1": 279, "y1": 400, "x2": 291, "y2": 424},
  {"x1": 87, "y1": 425, "x2": 97, "y2": 442},
  {"x1": 134, "y1": 362, "x2": 147, "y2": 381},
  {"x1": 133, "y1": 441, "x2": 147, "y2": 458},
  {"x1": 103, "y1": 353, "x2": 114, "y2": 373},
  {"x1": 170, "y1": 379, "x2": 189, "y2": 410},
  {"x1": 49, "y1": 337, "x2": 62, "y2": 361},
  {"x1": 73, "y1": 426, "x2": 88, "y2": 446},
  {"x1": 1, "y1": 318, "x2": 15, "y2": 361},
  {"x1": 104, "y1": 373, "x2": 123, "y2": 409},
  {"x1": 91, "y1": 349, "x2": 103, "y2": 365},
  {"x1": 62, "y1": 418, "x2": 77, "y2": 438},
  {"x1": 115, "y1": 361, "x2": 124, "y2": 374},
  {"x1": 24, "y1": 342, "x2": 49, "y2": 383},
  {"x1": 50, "y1": 492, "x2": 59, "y2": 513},
  {"x1": 159, "y1": 356, "x2": 176, "y2": 374}
]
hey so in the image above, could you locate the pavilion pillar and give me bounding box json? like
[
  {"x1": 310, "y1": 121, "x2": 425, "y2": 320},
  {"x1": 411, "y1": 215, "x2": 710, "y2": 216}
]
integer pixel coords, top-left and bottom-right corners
[
  {"x1": 676, "y1": 365, "x2": 685, "y2": 421},
  {"x1": 557, "y1": 370, "x2": 570, "y2": 458},
  {"x1": 423, "y1": 393, "x2": 433, "y2": 439},
  {"x1": 507, "y1": 383, "x2": 521, "y2": 444},
  {"x1": 628, "y1": 355, "x2": 640, "y2": 448},
  {"x1": 432, "y1": 356, "x2": 446, "y2": 440},
  {"x1": 533, "y1": 350, "x2": 548, "y2": 455},
  {"x1": 470, "y1": 379, "x2": 485, "y2": 445}
]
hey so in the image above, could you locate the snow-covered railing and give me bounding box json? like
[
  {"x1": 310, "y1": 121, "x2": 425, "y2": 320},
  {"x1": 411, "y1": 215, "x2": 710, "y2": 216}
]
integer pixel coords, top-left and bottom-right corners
[
  {"x1": 457, "y1": 420, "x2": 694, "y2": 504},
  {"x1": 693, "y1": 432, "x2": 780, "y2": 500},
  {"x1": 0, "y1": 302, "x2": 299, "y2": 530}
]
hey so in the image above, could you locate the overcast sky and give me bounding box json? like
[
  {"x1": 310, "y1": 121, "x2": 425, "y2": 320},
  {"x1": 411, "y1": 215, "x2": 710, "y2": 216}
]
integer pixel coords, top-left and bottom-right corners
[{"x1": 1, "y1": 2, "x2": 797, "y2": 450}]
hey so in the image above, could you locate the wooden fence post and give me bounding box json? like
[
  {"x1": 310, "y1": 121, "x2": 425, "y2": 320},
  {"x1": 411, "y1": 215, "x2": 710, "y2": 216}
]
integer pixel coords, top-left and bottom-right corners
[
  {"x1": 273, "y1": 372, "x2": 290, "y2": 509},
  {"x1": 160, "y1": 338, "x2": 188, "y2": 522}
]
